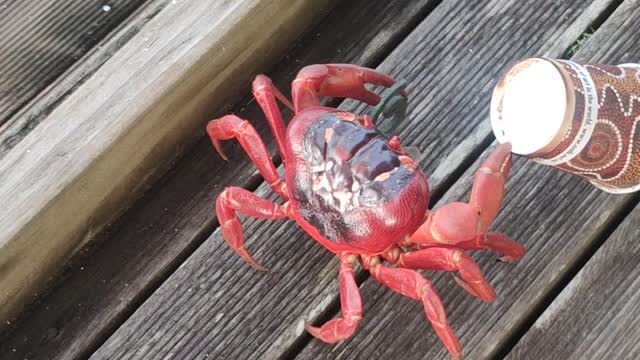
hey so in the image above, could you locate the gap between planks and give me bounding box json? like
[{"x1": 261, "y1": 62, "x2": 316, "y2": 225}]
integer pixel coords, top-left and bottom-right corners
[
  {"x1": 304, "y1": 0, "x2": 633, "y2": 357},
  {"x1": 0, "y1": 0, "x2": 150, "y2": 137},
  {"x1": 298, "y1": 0, "x2": 638, "y2": 358},
  {"x1": 507, "y1": 189, "x2": 640, "y2": 358},
  {"x1": 89, "y1": 1, "x2": 621, "y2": 359},
  {"x1": 0, "y1": 1, "x2": 443, "y2": 360},
  {"x1": 0, "y1": 0, "x2": 337, "y2": 327},
  {"x1": 498, "y1": 0, "x2": 640, "y2": 357}
]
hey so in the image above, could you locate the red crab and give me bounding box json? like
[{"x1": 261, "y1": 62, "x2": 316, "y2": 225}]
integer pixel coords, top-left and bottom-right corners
[{"x1": 207, "y1": 64, "x2": 525, "y2": 359}]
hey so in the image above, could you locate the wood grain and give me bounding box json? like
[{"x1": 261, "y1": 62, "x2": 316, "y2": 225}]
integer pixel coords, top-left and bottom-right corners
[
  {"x1": 299, "y1": 1, "x2": 640, "y2": 358},
  {"x1": 0, "y1": 0, "x2": 148, "y2": 130},
  {"x1": 506, "y1": 2, "x2": 640, "y2": 358},
  {"x1": 298, "y1": 156, "x2": 632, "y2": 360},
  {"x1": 0, "y1": 1, "x2": 438, "y2": 359},
  {"x1": 90, "y1": 0, "x2": 612, "y2": 359},
  {"x1": 507, "y1": 204, "x2": 640, "y2": 359},
  {"x1": 0, "y1": 0, "x2": 336, "y2": 325},
  {"x1": 0, "y1": 0, "x2": 169, "y2": 159}
]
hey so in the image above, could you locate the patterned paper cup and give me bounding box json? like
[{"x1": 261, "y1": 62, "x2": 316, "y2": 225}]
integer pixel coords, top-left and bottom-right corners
[{"x1": 491, "y1": 57, "x2": 640, "y2": 193}]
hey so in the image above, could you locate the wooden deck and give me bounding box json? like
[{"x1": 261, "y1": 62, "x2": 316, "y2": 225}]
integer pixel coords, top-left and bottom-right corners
[{"x1": 2, "y1": 0, "x2": 640, "y2": 359}]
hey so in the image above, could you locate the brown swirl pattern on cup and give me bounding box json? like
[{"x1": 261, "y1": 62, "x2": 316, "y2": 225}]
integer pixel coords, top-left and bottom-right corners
[
  {"x1": 567, "y1": 120, "x2": 621, "y2": 171},
  {"x1": 562, "y1": 64, "x2": 640, "y2": 190}
]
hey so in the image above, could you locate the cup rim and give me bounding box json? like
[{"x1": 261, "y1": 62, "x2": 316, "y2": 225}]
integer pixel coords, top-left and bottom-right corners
[{"x1": 490, "y1": 57, "x2": 575, "y2": 156}]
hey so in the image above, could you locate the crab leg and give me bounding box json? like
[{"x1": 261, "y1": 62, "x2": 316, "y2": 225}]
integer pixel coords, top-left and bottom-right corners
[
  {"x1": 305, "y1": 255, "x2": 362, "y2": 343},
  {"x1": 207, "y1": 115, "x2": 288, "y2": 199},
  {"x1": 252, "y1": 75, "x2": 294, "y2": 163},
  {"x1": 409, "y1": 144, "x2": 522, "y2": 259},
  {"x1": 470, "y1": 142, "x2": 512, "y2": 233},
  {"x1": 457, "y1": 232, "x2": 525, "y2": 262},
  {"x1": 362, "y1": 256, "x2": 462, "y2": 360},
  {"x1": 216, "y1": 187, "x2": 290, "y2": 270},
  {"x1": 391, "y1": 247, "x2": 495, "y2": 302},
  {"x1": 408, "y1": 226, "x2": 524, "y2": 263},
  {"x1": 291, "y1": 64, "x2": 401, "y2": 112}
]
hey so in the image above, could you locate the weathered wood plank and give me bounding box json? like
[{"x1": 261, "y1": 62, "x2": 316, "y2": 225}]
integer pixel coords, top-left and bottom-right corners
[
  {"x1": 91, "y1": 0, "x2": 612, "y2": 359},
  {"x1": 0, "y1": 0, "x2": 336, "y2": 324},
  {"x1": 299, "y1": 1, "x2": 640, "y2": 359},
  {"x1": 0, "y1": 0, "x2": 168, "y2": 159},
  {"x1": 0, "y1": 1, "x2": 438, "y2": 359},
  {"x1": 0, "y1": 0, "x2": 148, "y2": 130},
  {"x1": 507, "y1": 203, "x2": 640, "y2": 359},
  {"x1": 299, "y1": 157, "x2": 633, "y2": 360},
  {"x1": 505, "y1": 5, "x2": 640, "y2": 359}
]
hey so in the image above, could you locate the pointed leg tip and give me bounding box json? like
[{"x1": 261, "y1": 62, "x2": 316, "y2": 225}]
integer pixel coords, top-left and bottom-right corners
[
  {"x1": 482, "y1": 293, "x2": 496, "y2": 303},
  {"x1": 452, "y1": 275, "x2": 495, "y2": 302},
  {"x1": 216, "y1": 148, "x2": 230, "y2": 161},
  {"x1": 303, "y1": 320, "x2": 313, "y2": 328},
  {"x1": 304, "y1": 321, "x2": 321, "y2": 338},
  {"x1": 281, "y1": 96, "x2": 295, "y2": 112},
  {"x1": 452, "y1": 275, "x2": 479, "y2": 297},
  {"x1": 252, "y1": 263, "x2": 269, "y2": 272},
  {"x1": 498, "y1": 255, "x2": 518, "y2": 262},
  {"x1": 242, "y1": 261, "x2": 267, "y2": 271},
  {"x1": 236, "y1": 247, "x2": 267, "y2": 271},
  {"x1": 210, "y1": 140, "x2": 229, "y2": 161},
  {"x1": 304, "y1": 321, "x2": 343, "y2": 344},
  {"x1": 246, "y1": 257, "x2": 268, "y2": 272},
  {"x1": 452, "y1": 274, "x2": 466, "y2": 286}
]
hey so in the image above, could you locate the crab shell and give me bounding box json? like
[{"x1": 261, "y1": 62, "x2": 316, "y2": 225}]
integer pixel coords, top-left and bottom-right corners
[{"x1": 285, "y1": 108, "x2": 429, "y2": 254}]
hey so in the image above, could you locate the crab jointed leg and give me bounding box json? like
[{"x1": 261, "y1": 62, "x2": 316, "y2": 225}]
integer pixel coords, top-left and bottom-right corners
[
  {"x1": 252, "y1": 75, "x2": 294, "y2": 163},
  {"x1": 305, "y1": 255, "x2": 362, "y2": 343},
  {"x1": 388, "y1": 247, "x2": 495, "y2": 302},
  {"x1": 216, "y1": 187, "x2": 291, "y2": 270},
  {"x1": 457, "y1": 232, "x2": 525, "y2": 262},
  {"x1": 409, "y1": 143, "x2": 524, "y2": 261},
  {"x1": 362, "y1": 255, "x2": 462, "y2": 360},
  {"x1": 206, "y1": 115, "x2": 288, "y2": 200},
  {"x1": 470, "y1": 142, "x2": 513, "y2": 234},
  {"x1": 207, "y1": 64, "x2": 524, "y2": 359}
]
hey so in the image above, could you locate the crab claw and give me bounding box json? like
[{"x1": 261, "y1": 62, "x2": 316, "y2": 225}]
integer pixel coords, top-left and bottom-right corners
[{"x1": 292, "y1": 64, "x2": 401, "y2": 112}]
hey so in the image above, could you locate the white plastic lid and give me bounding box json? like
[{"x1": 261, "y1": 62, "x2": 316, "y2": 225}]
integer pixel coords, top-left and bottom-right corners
[{"x1": 491, "y1": 58, "x2": 568, "y2": 155}]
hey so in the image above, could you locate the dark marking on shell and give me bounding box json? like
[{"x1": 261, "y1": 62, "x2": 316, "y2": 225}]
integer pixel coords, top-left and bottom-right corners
[{"x1": 293, "y1": 112, "x2": 418, "y2": 243}]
